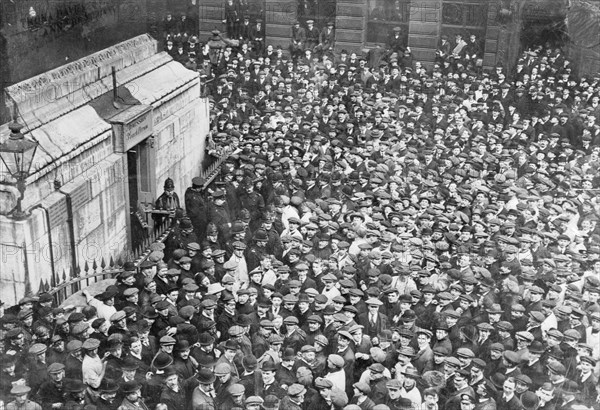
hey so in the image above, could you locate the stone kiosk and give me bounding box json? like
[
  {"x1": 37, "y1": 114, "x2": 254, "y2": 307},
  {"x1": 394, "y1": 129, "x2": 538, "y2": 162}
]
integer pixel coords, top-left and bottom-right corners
[{"x1": 0, "y1": 34, "x2": 210, "y2": 305}]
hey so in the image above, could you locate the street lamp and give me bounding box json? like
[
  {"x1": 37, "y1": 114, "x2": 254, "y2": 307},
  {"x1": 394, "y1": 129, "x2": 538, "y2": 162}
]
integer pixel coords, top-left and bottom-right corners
[{"x1": 0, "y1": 120, "x2": 39, "y2": 219}]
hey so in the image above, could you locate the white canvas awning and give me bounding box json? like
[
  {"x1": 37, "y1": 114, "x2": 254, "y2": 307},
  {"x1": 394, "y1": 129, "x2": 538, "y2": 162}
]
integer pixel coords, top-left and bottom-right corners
[
  {"x1": 28, "y1": 105, "x2": 111, "y2": 172},
  {"x1": 124, "y1": 60, "x2": 199, "y2": 105}
]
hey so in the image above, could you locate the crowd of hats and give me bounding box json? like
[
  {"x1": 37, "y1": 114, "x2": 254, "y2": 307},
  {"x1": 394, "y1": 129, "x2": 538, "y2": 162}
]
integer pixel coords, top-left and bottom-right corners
[{"x1": 1, "y1": 35, "x2": 600, "y2": 410}]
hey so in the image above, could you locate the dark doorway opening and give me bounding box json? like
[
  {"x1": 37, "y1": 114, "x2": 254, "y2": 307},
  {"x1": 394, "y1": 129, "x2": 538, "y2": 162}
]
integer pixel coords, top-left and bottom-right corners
[
  {"x1": 127, "y1": 150, "x2": 139, "y2": 215},
  {"x1": 520, "y1": 1, "x2": 568, "y2": 50},
  {"x1": 298, "y1": 0, "x2": 337, "y2": 30},
  {"x1": 126, "y1": 140, "x2": 156, "y2": 253},
  {"x1": 127, "y1": 150, "x2": 144, "y2": 253},
  {"x1": 521, "y1": 16, "x2": 568, "y2": 49}
]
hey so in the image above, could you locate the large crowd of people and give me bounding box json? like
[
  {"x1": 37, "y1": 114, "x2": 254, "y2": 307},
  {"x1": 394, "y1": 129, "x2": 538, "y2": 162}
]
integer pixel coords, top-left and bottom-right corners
[{"x1": 1, "y1": 9, "x2": 600, "y2": 410}]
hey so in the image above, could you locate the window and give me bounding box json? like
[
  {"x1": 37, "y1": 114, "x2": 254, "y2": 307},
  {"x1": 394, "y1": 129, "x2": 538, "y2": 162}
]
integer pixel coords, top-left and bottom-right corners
[
  {"x1": 440, "y1": 0, "x2": 488, "y2": 50},
  {"x1": 366, "y1": 0, "x2": 411, "y2": 44},
  {"x1": 442, "y1": 1, "x2": 488, "y2": 27}
]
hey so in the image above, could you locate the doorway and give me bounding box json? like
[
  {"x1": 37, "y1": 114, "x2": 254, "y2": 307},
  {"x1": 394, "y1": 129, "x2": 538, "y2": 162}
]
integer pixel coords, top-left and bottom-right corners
[
  {"x1": 126, "y1": 139, "x2": 156, "y2": 253},
  {"x1": 520, "y1": 16, "x2": 567, "y2": 50},
  {"x1": 520, "y1": 0, "x2": 568, "y2": 49},
  {"x1": 296, "y1": 0, "x2": 336, "y2": 30}
]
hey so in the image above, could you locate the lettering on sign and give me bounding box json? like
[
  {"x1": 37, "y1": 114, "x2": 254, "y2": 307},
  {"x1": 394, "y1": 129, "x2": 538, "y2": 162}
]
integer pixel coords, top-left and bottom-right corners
[
  {"x1": 67, "y1": 181, "x2": 91, "y2": 211},
  {"x1": 111, "y1": 105, "x2": 154, "y2": 152},
  {"x1": 47, "y1": 196, "x2": 69, "y2": 228},
  {"x1": 125, "y1": 112, "x2": 152, "y2": 145}
]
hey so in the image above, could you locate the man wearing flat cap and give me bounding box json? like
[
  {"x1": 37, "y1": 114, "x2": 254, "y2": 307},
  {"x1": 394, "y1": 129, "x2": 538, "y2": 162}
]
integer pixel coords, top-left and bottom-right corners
[
  {"x1": 82, "y1": 338, "x2": 106, "y2": 390},
  {"x1": 82, "y1": 288, "x2": 117, "y2": 322},
  {"x1": 384, "y1": 379, "x2": 411, "y2": 410},
  {"x1": 246, "y1": 395, "x2": 265, "y2": 410},
  {"x1": 459, "y1": 393, "x2": 477, "y2": 410},
  {"x1": 305, "y1": 19, "x2": 320, "y2": 52},
  {"x1": 289, "y1": 21, "x2": 306, "y2": 62},
  {"x1": 577, "y1": 356, "x2": 597, "y2": 405},
  {"x1": 238, "y1": 180, "x2": 265, "y2": 232},
  {"x1": 27, "y1": 343, "x2": 48, "y2": 396},
  {"x1": 218, "y1": 382, "x2": 246, "y2": 409},
  {"x1": 208, "y1": 189, "x2": 234, "y2": 241},
  {"x1": 319, "y1": 21, "x2": 335, "y2": 55},
  {"x1": 283, "y1": 315, "x2": 307, "y2": 353},
  {"x1": 324, "y1": 354, "x2": 346, "y2": 393},
  {"x1": 0, "y1": 354, "x2": 22, "y2": 396},
  {"x1": 294, "y1": 345, "x2": 316, "y2": 374},
  {"x1": 358, "y1": 298, "x2": 387, "y2": 339},
  {"x1": 280, "y1": 383, "x2": 306, "y2": 410},
  {"x1": 337, "y1": 330, "x2": 357, "y2": 395},
  {"x1": 251, "y1": 319, "x2": 274, "y2": 358},
  {"x1": 350, "y1": 380, "x2": 375, "y2": 409},
  {"x1": 184, "y1": 176, "x2": 208, "y2": 239},
  {"x1": 413, "y1": 328, "x2": 434, "y2": 374},
  {"x1": 445, "y1": 369, "x2": 475, "y2": 410},
  {"x1": 6, "y1": 385, "x2": 41, "y2": 410},
  {"x1": 37, "y1": 362, "x2": 66, "y2": 409}
]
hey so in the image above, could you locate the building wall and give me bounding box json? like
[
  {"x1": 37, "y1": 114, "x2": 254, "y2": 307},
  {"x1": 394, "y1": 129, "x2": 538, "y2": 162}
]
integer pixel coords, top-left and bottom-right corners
[
  {"x1": 155, "y1": 104, "x2": 203, "y2": 196},
  {"x1": 0, "y1": 36, "x2": 207, "y2": 305},
  {"x1": 149, "y1": 81, "x2": 207, "y2": 198},
  {"x1": 0, "y1": 135, "x2": 130, "y2": 305},
  {"x1": 0, "y1": 100, "x2": 208, "y2": 306},
  {"x1": 0, "y1": 0, "x2": 165, "y2": 123},
  {"x1": 566, "y1": 0, "x2": 600, "y2": 77}
]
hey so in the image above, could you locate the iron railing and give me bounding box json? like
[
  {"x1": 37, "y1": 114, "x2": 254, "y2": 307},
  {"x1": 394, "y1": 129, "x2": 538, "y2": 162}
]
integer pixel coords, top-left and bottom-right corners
[
  {"x1": 44, "y1": 217, "x2": 172, "y2": 305},
  {"x1": 37, "y1": 148, "x2": 232, "y2": 305}
]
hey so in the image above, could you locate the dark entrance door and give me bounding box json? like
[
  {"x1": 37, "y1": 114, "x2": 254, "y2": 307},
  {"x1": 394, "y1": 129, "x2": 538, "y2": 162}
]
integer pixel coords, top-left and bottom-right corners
[
  {"x1": 248, "y1": 0, "x2": 265, "y2": 23},
  {"x1": 127, "y1": 141, "x2": 156, "y2": 254},
  {"x1": 296, "y1": 0, "x2": 336, "y2": 29},
  {"x1": 520, "y1": 0, "x2": 568, "y2": 49},
  {"x1": 440, "y1": 0, "x2": 488, "y2": 48},
  {"x1": 127, "y1": 149, "x2": 144, "y2": 253},
  {"x1": 366, "y1": 0, "x2": 410, "y2": 45}
]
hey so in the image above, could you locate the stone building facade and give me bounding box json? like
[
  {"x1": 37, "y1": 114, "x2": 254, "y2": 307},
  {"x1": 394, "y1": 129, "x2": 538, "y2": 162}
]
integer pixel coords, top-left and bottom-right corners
[{"x1": 0, "y1": 34, "x2": 208, "y2": 304}]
